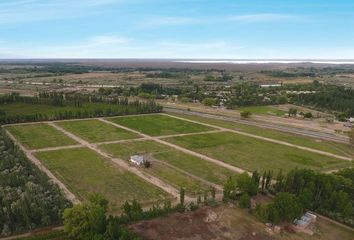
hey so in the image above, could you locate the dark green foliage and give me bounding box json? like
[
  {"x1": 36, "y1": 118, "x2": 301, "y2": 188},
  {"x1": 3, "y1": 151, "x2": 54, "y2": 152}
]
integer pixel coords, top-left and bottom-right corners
[
  {"x1": 63, "y1": 196, "x2": 141, "y2": 240},
  {"x1": 256, "y1": 192, "x2": 303, "y2": 224},
  {"x1": 239, "y1": 193, "x2": 251, "y2": 208},
  {"x1": 236, "y1": 173, "x2": 258, "y2": 196},
  {"x1": 179, "y1": 187, "x2": 185, "y2": 206},
  {"x1": 0, "y1": 130, "x2": 70, "y2": 236},
  {"x1": 272, "y1": 169, "x2": 354, "y2": 226},
  {"x1": 0, "y1": 93, "x2": 162, "y2": 124},
  {"x1": 240, "y1": 111, "x2": 252, "y2": 118}
]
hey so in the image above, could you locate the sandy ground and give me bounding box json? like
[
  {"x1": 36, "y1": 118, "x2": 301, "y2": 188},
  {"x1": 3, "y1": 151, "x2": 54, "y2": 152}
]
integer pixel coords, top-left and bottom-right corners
[{"x1": 129, "y1": 204, "x2": 354, "y2": 240}]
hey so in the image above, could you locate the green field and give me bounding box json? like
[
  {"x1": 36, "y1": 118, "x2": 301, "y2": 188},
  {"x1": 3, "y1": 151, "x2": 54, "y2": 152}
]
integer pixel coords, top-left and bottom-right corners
[
  {"x1": 238, "y1": 105, "x2": 287, "y2": 116},
  {"x1": 168, "y1": 113, "x2": 354, "y2": 158},
  {"x1": 107, "y1": 114, "x2": 213, "y2": 136},
  {"x1": 35, "y1": 148, "x2": 169, "y2": 212},
  {"x1": 5, "y1": 123, "x2": 77, "y2": 149},
  {"x1": 100, "y1": 140, "x2": 238, "y2": 187},
  {"x1": 146, "y1": 162, "x2": 209, "y2": 196},
  {"x1": 165, "y1": 132, "x2": 353, "y2": 173},
  {"x1": 56, "y1": 119, "x2": 140, "y2": 143}
]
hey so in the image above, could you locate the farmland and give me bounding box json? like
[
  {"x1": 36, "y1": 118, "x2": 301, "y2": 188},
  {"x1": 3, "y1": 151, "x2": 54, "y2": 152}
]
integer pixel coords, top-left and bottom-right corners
[
  {"x1": 34, "y1": 147, "x2": 168, "y2": 213},
  {"x1": 4, "y1": 113, "x2": 353, "y2": 214},
  {"x1": 108, "y1": 114, "x2": 213, "y2": 136},
  {"x1": 169, "y1": 112, "x2": 354, "y2": 158},
  {"x1": 56, "y1": 119, "x2": 140, "y2": 143},
  {"x1": 5, "y1": 123, "x2": 77, "y2": 149},
  {"x1": 166, "y1": 131, "x2": 352, "y2": 173},
  {"x1": 100, "y1": 140, "x2": 237, "y2": 188}
]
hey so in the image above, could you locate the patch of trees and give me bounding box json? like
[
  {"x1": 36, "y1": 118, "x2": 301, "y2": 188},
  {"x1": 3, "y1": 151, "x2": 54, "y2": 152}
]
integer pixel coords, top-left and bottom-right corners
[
  {"x1": 204, "y1": 74, "x2": 233, "y2": 82},
  {"x1": 223, "y1": 169, "x2": 354, "y2": 226},
  {"x1": 291, "y1": 83, "x2": 354, "y2": 118},
  {"x1": 0, "y1": 130, "x2": 70, "y2": 236},
  {"x1": 226, "y1": 83, "x2": 287, "y2": 108},
  {"x1": 262, "y1": 70, "x2": 317, "y2": 78},
  {"x1": 0, "y1": 93, "x2": 162, "y2": 124},
  {"x1": 63, "y1": 188, "x2": 214, "y2": 240},
  {"x1": 63, "y1": 194, "x2": 140, "y2": 240}
]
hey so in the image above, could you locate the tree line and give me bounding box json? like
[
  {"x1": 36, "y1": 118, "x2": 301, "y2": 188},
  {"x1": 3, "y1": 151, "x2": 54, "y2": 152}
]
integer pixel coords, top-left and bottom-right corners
[
  {"x1": 0, "y1": 129, "x2": 71, "y2": 236},
  {"x1": 0, "y1": 92, "x2": 162, "y2": 124}
]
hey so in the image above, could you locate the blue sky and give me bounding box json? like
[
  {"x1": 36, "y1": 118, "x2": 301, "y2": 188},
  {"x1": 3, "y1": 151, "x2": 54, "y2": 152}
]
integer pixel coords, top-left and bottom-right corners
[{"x1": 0, "y1": 0, "x2": 353, "y2": 59}]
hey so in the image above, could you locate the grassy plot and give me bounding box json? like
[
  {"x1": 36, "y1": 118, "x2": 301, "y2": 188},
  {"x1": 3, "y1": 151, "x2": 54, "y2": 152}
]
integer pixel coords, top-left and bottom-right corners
[
  {"x1": 107, "y1": 114, "x2": 213, "y2": 136},
  {"x1": 5, "y1": 123, "x2": 77, "y2": 149},
  {"x1": 100, "y1": 140, "x2": 237, "y2": 190},
  {"x1": 165, "y1": 132, "x2": 353, "y2": 173},
  {"x1": 56, "y1": 119, "x2": 140, "y2": 143},
  {"x1": 168, "y1": 113, "x2": 354, "y2": 158},
  {"x1": 145, "y1": 162, "x2": 209, "y2": 196},
  {"x1": 238, "y1": 105, "x2": 287, "y2": 116},
  {"x1": 35, "y1": 148, "x2": 169, "y2": 213}
]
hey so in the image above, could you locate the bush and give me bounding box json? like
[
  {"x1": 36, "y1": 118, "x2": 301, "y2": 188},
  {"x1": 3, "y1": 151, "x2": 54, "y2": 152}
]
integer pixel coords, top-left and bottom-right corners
[
  {"x1": 240, "y1": 111, "x2": 252, "y2": 118},
  {"x1": 239, "y1": 193, "x2": 251, "y2": 208}
]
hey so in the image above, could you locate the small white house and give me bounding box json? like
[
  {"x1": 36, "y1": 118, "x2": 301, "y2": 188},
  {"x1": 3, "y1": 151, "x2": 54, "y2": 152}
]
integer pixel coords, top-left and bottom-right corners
[{"x1": 130, "y1": 155, "x2": 145, "y2": 166}]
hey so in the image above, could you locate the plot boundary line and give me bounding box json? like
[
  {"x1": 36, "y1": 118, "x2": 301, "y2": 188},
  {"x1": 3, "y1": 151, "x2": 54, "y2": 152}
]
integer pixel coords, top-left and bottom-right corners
[
  {"x1": 162, "y1": 113, "x2": 353, "y2": 161},
  {"x1": 5, "y1": 130, "x2": 80, "y2": 205}
]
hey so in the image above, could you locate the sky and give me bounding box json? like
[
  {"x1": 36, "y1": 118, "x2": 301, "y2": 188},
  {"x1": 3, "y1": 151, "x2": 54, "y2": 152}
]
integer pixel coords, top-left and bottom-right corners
[{"x1": 0, "y1": 0, "x2": 353, "y2": 59}]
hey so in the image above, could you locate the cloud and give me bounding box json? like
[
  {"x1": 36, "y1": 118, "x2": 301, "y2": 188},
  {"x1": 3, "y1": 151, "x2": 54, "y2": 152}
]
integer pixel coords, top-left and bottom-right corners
[
  {"x1": 0, "y1": 0, "x2": 122, "y2": 24},
  {"x1": 0, "y1": 34, "x2": 132, "y2": 58},
  {"x1": 139, "y1": 17, "x2": 202, "y2": 27},
  {"x1": 228, "y1": 13, "x2": 301, "y2": 22},
  {"x1": 138, "y1": 13, "x2": 305, "y2": 28}
]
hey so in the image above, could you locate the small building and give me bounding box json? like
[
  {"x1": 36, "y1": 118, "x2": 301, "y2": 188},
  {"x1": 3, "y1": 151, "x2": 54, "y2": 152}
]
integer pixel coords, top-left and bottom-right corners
[
  {"x1": 130, "y1": 155, "x2": 145, "y2": 166},
  {"x1": 293, "y1": 212, "x2": 317, "y2": 231}
]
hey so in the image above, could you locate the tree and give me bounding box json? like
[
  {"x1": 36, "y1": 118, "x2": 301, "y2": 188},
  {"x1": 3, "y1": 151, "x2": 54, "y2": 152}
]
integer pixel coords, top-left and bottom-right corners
[
  {"x1": 210, "y1": 186, "x2": 216, "y2": 201},
  {"x1": 236, "y1": 173, "x2": 258, "y2": 196},
  {"x1": 223, "y1": 177, "x2": 236, "y2": 200},
  {"x1": 304, "y1": 112, "x2": 313, "y2": 118},
  {"x1": 272, "y1": 192, "x2": 303, "y2": 223},
  {"x1": 202, "y1": 98, "x2": 217, "y2": 106},
  {"x1": 239, "y1": 193, "x2": 251, "y2": 208},
  {"x1": 240, "y1": 111, "x2": 252, "y2": 118},
  {"x1": 179, "y1": 187, "x2": 185, "y2": 206},
  {"x1": 63, "y1": 198, "x2": 107, "y2": 240},
  {"x1": 288, "y1": 108, "x2": 297, "y2": 117},
  {"x1": 350, "y1": 128, "x2": 354, "y2": 146}
]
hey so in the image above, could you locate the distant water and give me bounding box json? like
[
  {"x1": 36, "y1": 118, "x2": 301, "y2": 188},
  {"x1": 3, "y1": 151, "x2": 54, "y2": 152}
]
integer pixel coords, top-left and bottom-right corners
[{"x1": 175, "y1": 60, "x2": 354, "y2": 65}]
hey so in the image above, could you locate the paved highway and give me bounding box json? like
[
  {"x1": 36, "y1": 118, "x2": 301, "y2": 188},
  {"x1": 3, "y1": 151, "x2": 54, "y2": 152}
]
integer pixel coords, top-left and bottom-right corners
[{"x1": 164, "y1": 107, "x2": 350, "y2": 144}]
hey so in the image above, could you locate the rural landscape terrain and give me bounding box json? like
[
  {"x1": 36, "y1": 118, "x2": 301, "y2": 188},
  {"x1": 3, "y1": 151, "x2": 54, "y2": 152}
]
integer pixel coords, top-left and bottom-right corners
[{"x1": 0, "y1": 60, "x2": 353, "y2": 240}]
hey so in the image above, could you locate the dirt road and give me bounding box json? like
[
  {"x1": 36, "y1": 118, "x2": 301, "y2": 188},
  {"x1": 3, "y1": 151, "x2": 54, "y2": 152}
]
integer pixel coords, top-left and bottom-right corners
[
  {"x1": 47, "y1": 122, "x2": 183, "y2": 200},
  {"x1": 5, "y1": 130, "x2": 80, "y2": 205},
  {"x1": 163, "y1": 113, "x2": 353, "y2": 161}
]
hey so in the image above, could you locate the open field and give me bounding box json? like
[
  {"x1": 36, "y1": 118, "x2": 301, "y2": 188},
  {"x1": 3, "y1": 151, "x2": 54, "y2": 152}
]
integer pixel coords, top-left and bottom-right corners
[
  {"x1": 145, "y1": 162, "x2": 209, "y2": 196},
  {"x1": 168, "y1": 113, "x2": 354, "y2": 158},
  {"x1": 108, "y1": 114, "x2": 213, "y2": 136},
  {"x1": 34, "y1": 147, "x2": 169, "y2": 213},
  {"x1": 130, "y1": 205, "x2": 354, "y2": 240},
  {"x1": 100, "y1": 140, "x2": 237, "y2": 187},
  {"x1": 56, "y1": 119, "x2": 140, "y2": 143},
  {"x1": 5, "y1": 123, "x2": 77, "y2": 149},
  {"x1": 238, "y1": 105, "x2": 287, "y2": 116},
  {"x1": 165, "y1": 131, "x2": 353, "y2": 173}
]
